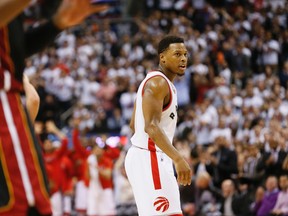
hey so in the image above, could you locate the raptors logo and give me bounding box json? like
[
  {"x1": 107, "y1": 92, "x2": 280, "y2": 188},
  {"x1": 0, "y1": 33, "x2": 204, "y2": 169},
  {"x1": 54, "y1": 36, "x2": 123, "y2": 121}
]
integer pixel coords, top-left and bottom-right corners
[{"x1": 153, "y1": 196, "x2": 170, "y2": 212}]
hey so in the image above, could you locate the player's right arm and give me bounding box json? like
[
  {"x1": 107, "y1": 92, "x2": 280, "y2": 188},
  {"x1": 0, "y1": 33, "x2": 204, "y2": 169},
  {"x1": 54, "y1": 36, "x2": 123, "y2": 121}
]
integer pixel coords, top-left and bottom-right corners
[
  {"x1": 23, "y1": 75, "x2": 40, "y2": 123},
  {"x1": 0, "y1": 0, "x2": 30, "y2": 27},
  {"x1": 142, "y1": 76, "x2": 192, "y2": 186}
]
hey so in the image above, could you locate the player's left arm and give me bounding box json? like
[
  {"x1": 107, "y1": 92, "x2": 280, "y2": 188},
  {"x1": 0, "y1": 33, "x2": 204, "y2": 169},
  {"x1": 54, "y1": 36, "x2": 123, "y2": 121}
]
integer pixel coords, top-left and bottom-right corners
[{"x1": 129, "y1": 101, "x2": 136, "y2": 134}]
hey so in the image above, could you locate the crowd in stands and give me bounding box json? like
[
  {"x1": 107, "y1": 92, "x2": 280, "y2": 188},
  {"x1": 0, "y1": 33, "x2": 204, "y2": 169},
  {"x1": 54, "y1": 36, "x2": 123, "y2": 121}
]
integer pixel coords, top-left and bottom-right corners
[{"x1": 23, "y1": 0, "x2": 288, "y2": 215}]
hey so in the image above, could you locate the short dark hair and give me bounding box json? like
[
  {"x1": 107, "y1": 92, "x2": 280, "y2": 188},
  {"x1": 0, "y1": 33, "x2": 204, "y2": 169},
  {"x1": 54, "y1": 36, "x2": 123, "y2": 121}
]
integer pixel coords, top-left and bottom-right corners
[{"x1": 158, "y1": 35, "x2": 184, "y2": 54}]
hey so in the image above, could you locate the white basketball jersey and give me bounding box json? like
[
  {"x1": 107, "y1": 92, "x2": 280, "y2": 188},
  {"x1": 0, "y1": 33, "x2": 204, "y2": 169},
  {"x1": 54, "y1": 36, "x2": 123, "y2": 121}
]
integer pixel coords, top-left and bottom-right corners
[{"x1": 131, "y1": 71, "x2": 178, "y2": 151}]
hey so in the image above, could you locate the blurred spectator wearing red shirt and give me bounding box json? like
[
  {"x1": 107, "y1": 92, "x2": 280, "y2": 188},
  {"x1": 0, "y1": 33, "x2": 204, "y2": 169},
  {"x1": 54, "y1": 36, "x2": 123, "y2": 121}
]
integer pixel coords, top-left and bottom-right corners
[
  {"x1": 72, "y1": 128, "x2": 90, "y2": 216},
  {"x1": 60, "y1": 155, "x2": 74, "y2": 216},
  {"x1": 72, "y1": 124, "x2": 120, "y2": 215},
  {"x1": 42, "y1": 121, "x2": 68, "y2": 216},
  {"x1": 87, "y1": 141, "x2": 117, "y2": 216}
]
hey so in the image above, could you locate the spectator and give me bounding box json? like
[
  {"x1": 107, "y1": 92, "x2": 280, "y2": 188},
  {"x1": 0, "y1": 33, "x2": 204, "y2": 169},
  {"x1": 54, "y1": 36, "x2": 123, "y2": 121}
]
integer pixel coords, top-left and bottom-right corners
[
  {"x1": 60, "y1": 155, "x2": 74, "y2": 216},
  {"x1": 209, "y1": 136, "x2": 238, "y2": 188},
  {"x1": 270, "y1": 174, "x2": 288, "y2": 216},
  {"x1": 279, "y1": 61, "x2": 288, "y2": 89},
  {"x1": 86, "y1": 138, "x2": 117, "y2": 216},
  {"x1": 72, "y1": 126, "x2": 90, "y2": 215},
  {"x1": 42, "y1": 121, "x2": 68, "y2": 216},
  {"x1": 119, "y1": 83, "x2": 137, "y2": 123},
  {"x1": 52, "y1": 64, "x2": 75, "y2": 113},
  {"x1": 113, "y1": 151, "x2": 137, "y2": 216},
  {"x1": 253, "y1": 176, "x2": 279, "y2": 216},
  {"x1": 257, "y1": 134, "x2": 288, "y2": 178},
  {"x1": 220, "y1": 179, "x2": 237, "y2": 216},
  {"x1": 232, "y1": 179, "x2": 254, "y2": 216},
  {"x1": 238, "y1": 144, "x2": 265, "y2": 187}
]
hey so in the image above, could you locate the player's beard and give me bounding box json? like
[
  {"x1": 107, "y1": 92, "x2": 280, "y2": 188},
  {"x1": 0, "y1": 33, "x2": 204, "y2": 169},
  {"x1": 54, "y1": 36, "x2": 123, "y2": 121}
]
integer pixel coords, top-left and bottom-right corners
[{"x1": 176, "y1": 70, "x2": 186, "y2": 77}]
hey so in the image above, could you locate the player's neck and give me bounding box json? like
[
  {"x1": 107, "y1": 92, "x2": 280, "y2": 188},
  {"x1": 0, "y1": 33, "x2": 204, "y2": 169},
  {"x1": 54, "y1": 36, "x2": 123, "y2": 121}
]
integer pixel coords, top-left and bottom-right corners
[{"x1": 158, "y1": 65, "x2": 176, "y2": 82}]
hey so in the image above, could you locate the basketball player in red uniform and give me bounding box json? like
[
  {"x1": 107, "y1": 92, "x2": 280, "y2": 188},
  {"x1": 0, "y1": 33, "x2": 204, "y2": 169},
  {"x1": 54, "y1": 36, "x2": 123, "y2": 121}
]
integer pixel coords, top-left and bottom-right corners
[{"x1": 0, "y1": 1, "x2": 108, "y2": 215}]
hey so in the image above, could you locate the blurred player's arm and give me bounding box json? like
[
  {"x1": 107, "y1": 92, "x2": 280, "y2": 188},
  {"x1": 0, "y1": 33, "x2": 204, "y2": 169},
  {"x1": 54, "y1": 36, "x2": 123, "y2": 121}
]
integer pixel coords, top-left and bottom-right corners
[
  {"x1": 142, "y1": 76, "x2": 192, "y2": 186},
  {"x1": 72, "y1": 127, "x2": 90, "y2": 158},
  {"x1": 46, "y1": 121, "x2": 68, "y2": 157},
  {"x1": 25, "y1": 0, "x2": 109, "y2": 57},
  {"x1": 46, "y1": 120, "x2": 66, "y2": 141},
  {"x1": 0, "y1": 0, "x2": 30, "y2": 27},
  {"x1": 23, "y1": 75, "x2": 39, "y2": 123}
]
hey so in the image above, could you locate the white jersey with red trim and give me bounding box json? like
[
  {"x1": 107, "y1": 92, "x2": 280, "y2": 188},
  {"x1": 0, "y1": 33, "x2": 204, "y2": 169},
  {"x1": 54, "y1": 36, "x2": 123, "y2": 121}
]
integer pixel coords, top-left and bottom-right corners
[{"x1": 131, "y1": 71, "x2": 178, "y2": 151}]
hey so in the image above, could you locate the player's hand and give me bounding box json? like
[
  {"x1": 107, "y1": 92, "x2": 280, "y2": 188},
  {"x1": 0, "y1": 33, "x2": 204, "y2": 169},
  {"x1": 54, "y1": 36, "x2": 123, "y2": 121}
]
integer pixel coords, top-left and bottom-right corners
[
  {"x1": 52, "y1": 0, "x2": 109, "y2": 29},
  {"x1": 174, "y1": 157, "x2": 192, "y2": 186}
]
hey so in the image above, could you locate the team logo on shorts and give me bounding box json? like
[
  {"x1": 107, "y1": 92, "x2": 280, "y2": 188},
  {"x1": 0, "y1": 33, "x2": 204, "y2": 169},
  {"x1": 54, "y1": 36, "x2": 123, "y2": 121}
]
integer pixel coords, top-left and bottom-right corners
[{"x1": 153, "y1": 196, "x2": 169, "y2": 212}]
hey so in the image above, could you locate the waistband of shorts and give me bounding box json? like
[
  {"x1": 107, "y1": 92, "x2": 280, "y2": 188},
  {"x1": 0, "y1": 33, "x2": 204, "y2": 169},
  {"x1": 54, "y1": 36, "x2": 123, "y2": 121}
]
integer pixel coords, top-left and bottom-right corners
[{"x1": 131, "y1": 145, "x2": 163, "y2": 153}]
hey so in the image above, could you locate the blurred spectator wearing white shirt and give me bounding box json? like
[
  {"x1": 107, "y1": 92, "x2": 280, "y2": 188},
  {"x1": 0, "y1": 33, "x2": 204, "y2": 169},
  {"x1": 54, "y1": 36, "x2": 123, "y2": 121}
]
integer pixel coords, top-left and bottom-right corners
[
  {"x1": 56, "y1": 40, "x2": 75, "y2": 61},
  {"x1": 195, "y1": 98, "x2": 218, "y2": 146},
  {"x1": 119, "y1": 83, "x2": 137, "y2": 123},
  {"x1": 262, "y1": 38, "x2": 280, "y2": 73},
  {"x1": 243, "y1": 80, "x2": 264, "y2": 109},
  {"x1": 210, "y1": 117, "x2": 232, "y2": 144},
  {"x1": 53, "y1": 64, "x2": 75, "y2": 112},
  {"x1": 113, "y1": 151, "x2": 137, "y2": 216},
  {"x1": 78, "y1": 75, "x2": 100, "y2": 107},
  {"x1": 24, "y1": 59, "x2": 37, "y2": 77},
  {"x1": 249, "y1": 125, "x2": 265, "y2": 145}
]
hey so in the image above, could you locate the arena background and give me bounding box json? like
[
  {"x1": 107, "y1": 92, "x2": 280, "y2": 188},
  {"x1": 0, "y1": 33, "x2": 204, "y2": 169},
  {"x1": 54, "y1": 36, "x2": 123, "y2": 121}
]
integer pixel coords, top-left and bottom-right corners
[{"x1": 22, "y1": 0, "x2": 288, "y2": 215}]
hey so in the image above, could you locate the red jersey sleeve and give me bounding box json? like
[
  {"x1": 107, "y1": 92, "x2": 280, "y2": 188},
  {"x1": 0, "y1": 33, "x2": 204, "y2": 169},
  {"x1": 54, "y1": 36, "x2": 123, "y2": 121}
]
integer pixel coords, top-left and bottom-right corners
[
  {"x1": 104, "y1": 146, "x2": 120, "y2": 160},
  {"x1": 54, "y1": 137, "x2": 68, "y2": 159},
  {"x1": 72, "y1": 129, "x2": 89, "y2": 158}
]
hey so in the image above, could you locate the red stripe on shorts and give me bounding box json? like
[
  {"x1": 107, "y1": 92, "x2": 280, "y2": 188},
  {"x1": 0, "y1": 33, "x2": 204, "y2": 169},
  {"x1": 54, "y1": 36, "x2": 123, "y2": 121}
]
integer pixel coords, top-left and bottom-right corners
[
  {"x1": 0, "y1": 92, "x2": 51, "y2": 215},
  {"x1": 148, "y1": 138, "x2": 161, "y2": 190}
]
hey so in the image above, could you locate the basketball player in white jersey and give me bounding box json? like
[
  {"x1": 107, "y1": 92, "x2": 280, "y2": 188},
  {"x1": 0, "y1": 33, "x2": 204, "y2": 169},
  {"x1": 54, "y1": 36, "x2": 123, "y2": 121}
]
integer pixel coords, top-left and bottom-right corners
[{"x1": 125, "y1": 35, "x2": 192, "y2": 216}]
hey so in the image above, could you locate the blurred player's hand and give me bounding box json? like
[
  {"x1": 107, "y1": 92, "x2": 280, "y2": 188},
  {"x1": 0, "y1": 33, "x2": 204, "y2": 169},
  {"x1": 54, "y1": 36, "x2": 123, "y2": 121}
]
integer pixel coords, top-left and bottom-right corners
[
  {"x1": 174, "y1": 157, "x2": 192, "y2": 186},
  {"x1": 52, "y1": 0, "x2": 109, "y2": 29}
]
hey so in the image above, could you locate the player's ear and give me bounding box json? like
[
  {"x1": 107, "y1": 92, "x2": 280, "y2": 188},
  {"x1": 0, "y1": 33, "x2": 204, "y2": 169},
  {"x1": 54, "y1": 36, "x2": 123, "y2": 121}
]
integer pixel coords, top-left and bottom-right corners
[{"x1": 160, "y1": 53, "x2": 165, "y2": 64}]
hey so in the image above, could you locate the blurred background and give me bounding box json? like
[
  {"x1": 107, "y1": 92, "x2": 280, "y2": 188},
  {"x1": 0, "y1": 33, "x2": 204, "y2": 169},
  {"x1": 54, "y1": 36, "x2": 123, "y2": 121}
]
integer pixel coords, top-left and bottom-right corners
[{"x1": 22, "y1": 0, "x2": 288, "y2": 215}]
